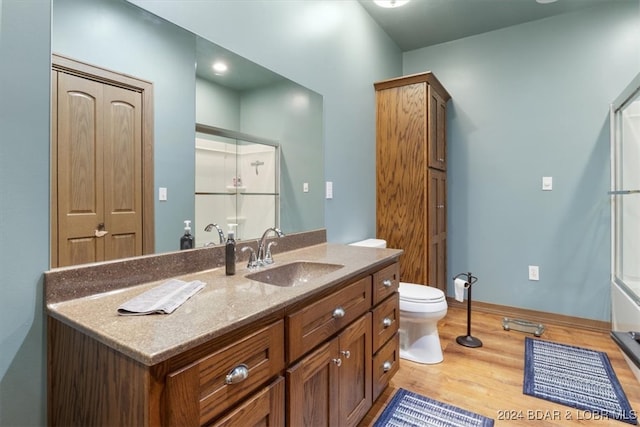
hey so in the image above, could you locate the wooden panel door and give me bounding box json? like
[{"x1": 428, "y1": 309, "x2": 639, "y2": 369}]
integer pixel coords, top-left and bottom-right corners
[
  {"x1": 54, "y1": 71, "x2": 143, "y2": 267},
  {"x1": 376, "y1": 82, "x2": 428, "y2": 285},
  {"x1": 56, "y1": 73, "x2": 105, "y2": 266},
  {"x1": 337, "y1": 313, "x2": 372, "y2": 427},
  {"x1": 287, "y1": 339, "x2": 340, "y2": 427},
  {"x1": 428, "y1": 168, "x2": 447, "y2": 291},
  {"x1": 103, "y1": 84, "x2": 143, "y2": 261}
]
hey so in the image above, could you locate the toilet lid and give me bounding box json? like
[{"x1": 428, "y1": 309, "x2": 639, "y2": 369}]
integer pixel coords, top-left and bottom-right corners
[{"x1": 399, "y1": 282, "x2": 445, "y2": 303}]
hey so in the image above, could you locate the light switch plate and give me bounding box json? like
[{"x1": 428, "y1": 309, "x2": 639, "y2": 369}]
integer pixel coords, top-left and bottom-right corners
[
  {"x1": 159, "y1": 187, "x2": 168, "y2": 201},
  {"x1": 303, "y1": 182, "x2": 309, "y2": 193},
  {"x1": 542, "y1": 177, "x2": 553, "y2": 191},
  {"x1": 325, "y1": 181, "x2": 333, "y2": 199}
]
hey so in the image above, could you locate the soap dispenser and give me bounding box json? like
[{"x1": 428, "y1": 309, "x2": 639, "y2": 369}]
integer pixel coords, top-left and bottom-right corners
[
  {"x1": 180, "y1": 220, "x2": 194, "y2": 250},
  {"x1": 225, "y1": 229, "x2": 236, "y2": 275}
]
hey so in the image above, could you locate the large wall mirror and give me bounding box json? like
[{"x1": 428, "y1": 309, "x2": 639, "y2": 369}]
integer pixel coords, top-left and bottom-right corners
[{"x1": 51, "y1": 0, "x2": 324, "y2": 266}]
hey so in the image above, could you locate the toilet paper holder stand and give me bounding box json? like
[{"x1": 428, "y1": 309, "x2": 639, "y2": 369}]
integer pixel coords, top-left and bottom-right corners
[{"x1": 453, "y1": 272, "x2": 483, "y2": 348}]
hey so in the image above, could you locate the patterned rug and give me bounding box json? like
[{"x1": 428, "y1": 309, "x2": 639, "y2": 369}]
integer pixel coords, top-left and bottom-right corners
[
  {"x1": 523, "y1": 337, "x2": 637, "y2": 425},
  {"x1": 374, "y1": 388, "x2": 494, "y2": 427}
]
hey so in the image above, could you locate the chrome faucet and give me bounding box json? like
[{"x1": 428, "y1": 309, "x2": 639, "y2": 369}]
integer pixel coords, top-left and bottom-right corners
[
  {"x1": 242, "y1": 246, "x2": 259, "y2": 269},
  {"x1": 257, "y1": 227, "x2": 284, "y2": 265},
  {"x1": 204, "y1": 223, "x2": 225, "y2": 244}
]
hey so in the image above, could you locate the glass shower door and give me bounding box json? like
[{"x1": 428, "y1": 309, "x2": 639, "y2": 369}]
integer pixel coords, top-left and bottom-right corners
[{"x1": 611, "y1": 73, "x2": 640, "y2": 305}]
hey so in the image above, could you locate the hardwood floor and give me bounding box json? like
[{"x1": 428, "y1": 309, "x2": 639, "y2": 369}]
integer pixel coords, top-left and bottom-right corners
[{"x1": 359, "y1": 305, "x2": 640, "y2": 426}]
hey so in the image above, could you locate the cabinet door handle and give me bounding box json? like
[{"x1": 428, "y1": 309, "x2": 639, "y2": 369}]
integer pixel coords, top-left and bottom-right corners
[
  {"x1": 225, "y1": 364, "x2": 249, "y2": 384},
  {"x1": 383, "y1": 279, "x2": 392, "y2": 288},
  {"x1": 332, "y1": 358, "x2": 342, "y2": 367},
  {"x1": 382, "y1": 317, "x2": 392, "y2": 328},
  {"x1": 332, "y1": 307, "x2": 345, "y2": 318},
  {"x1": 382, "y1": 361, "x2": 392, "y2": 372},
  {"x1": 438, "y1": 158, "x2": 445, "y2": 162},
  {"x1": 340, "y1": 350, "x2": 351, "y2": 359},
  {"x1": 436, "y1": 205, "x2": 445, "y2": 209}
]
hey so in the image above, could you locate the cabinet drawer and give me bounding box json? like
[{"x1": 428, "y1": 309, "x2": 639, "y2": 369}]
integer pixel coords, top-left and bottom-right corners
[
  {"x1": 165, "y1": 320, "x2": 285, "y2": 426},
  {"x1": 287, "y1": 276, "x2": 372, "y2": 363},
  {"x1": 208, "y1": 376, "x2": 285, "y2": 427},
  {"x1": 372, "y1": 333, "x2": 399, "y2": 401},
  {"x1": 372, "y1": 293, "x2": 399, "y2": 353},
  {"x1": 372, "y1": 263, "x2": 399, "y2": 305}
]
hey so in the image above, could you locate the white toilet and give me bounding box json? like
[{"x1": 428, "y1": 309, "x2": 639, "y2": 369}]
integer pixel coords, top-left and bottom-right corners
[{"x1": 350, "y1": 239, "x2": 448, "y2": 364}]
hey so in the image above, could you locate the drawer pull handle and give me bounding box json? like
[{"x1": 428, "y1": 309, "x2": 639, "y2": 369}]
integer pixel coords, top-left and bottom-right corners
[
  {"x1": 332, "y1": 307, "x2": 345, "y2": 318},
  {"x1": 383, "y1": 361, "x2": 392, "y2": 372},
  {"x1": 341, "y1": 350, "x2": 351, "y2": 359},
  {"x1": 382, "y1": 317, "x2": 392, "y2": 328},
  {"x1": 383, "y1": 279, "x2": 392, "y2": 288},
  {"x1": 332, "y1": 358, "x2": 342, "y2": 367},
  {"x1": 225, "y1": 364, "x2": 249, "y2": 385}
]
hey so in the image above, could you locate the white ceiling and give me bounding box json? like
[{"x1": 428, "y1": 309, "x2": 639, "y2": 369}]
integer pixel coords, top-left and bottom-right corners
[{"x1": 357, "y1": 0, "x2": 609, "y2": 51}]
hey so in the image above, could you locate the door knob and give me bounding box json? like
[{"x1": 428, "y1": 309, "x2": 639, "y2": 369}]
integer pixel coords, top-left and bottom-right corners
[{"x1": 95, "y1": 223, "x2": 108, "y2": 238}]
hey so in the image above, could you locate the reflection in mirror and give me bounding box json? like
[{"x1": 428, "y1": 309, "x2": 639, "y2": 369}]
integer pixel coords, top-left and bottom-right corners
[
  {"x1": 195, "y1": 124, "x2": 280, "y2": 246},
  {"x1": 51, "y1": 0, "x2": 324, "y2": 265}
]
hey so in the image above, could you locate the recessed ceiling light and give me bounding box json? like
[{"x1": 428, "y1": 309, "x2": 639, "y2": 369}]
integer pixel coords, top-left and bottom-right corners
[
  {"x1": 212, "y1": 61, "x2": 228, "y2": 74},
  {"x1": 536, "y1": 0, "x2": 558, "y2": 3},
  {"x1": 374, "y1": 0, "x2": 410, "y2": 8}
]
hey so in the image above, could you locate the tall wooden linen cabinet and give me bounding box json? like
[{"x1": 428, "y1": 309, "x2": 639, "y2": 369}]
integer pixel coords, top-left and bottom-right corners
[{"x1": 374, "y1": 72, "x2": 451, "y2": 292}]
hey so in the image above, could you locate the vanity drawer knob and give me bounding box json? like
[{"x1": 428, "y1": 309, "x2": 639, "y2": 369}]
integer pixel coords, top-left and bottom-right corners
[
  {"x1": 383, "y1": 279, "x2": 392, "y2": 288},
  {"x1": 383, "y1": 361, "x2": 392, "y2": 372},
  {"x1": 382, "y1": 317, "x2": 392, "y2": 328},
  {"x1": 341, "y1": 350, "x2": 351, "y2": 359},
  {"x1": 225, "y1": 364, "x2": 249, "y2": 384},
  {"x1": 332, "y1": 358, "x2": 342, "y2": 367},
  {"x1": 333, "y1": 307, "x2": 345, "y2": 318}
]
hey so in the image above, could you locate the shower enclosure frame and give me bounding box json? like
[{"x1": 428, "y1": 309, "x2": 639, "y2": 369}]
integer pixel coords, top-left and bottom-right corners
[{"x1": 610, "y1": 71, "x2": 640, "y2": 381}]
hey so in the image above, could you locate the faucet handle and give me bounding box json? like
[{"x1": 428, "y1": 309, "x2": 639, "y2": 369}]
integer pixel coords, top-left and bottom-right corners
[
  {"x1": 241, "y1": 246, "x2": 258, "y2": 270},
  {"x1": 264, "y1": 241, "x2": 278, "y2": 265}
]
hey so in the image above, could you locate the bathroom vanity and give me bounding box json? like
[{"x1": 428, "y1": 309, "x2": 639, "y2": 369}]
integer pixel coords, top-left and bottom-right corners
[{"x1": 45, "y1": 239, "x2": 401, "y2": 426}]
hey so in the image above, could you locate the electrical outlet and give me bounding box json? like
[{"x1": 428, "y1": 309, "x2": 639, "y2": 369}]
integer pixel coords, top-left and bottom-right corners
[
  {"x1": 159, "y1": 187, "x2": 167, "y2": 201},
  {"x1": 528, "y1": 265, "x2": 539, "y2": 281}
]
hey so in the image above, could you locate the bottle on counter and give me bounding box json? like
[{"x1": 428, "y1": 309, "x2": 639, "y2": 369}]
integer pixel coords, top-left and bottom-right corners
[
  {"x1": 180, "y1": 220, "x2": 194, "y2": 250},
  {"x1": 225, "y1": 230, "x2": 236, "y2": 275}
]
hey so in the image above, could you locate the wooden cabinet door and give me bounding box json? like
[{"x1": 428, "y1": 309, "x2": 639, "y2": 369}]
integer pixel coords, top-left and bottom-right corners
[
  {"x1": 375, "y1": 82, "x2": 429, "y2": 286},
  {"x1": 54, "y1": 71, "x2": 143, "y2": 266},
  {"x1": 287, "y1": 339, "x2": 340, "y2": 427},
  {"x1": 337, "y1": 313, "x2": 372, "y2": 427},
  {"x1": 428, "y1": 168, "x2": 447, "y2": 291},
  {"x1": 428, "y1": 86, "x2": 447, "y2": 171}
]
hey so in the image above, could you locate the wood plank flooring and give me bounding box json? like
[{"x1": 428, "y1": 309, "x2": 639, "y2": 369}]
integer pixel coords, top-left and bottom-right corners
[{"x1": 359, "y1": 305, "x2": 640, "y2": 426}]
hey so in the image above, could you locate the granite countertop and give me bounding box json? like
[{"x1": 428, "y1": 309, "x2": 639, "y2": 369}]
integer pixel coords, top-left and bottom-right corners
[{"x1": 46, "y1": 243, "x2": 401, "y2": 366}]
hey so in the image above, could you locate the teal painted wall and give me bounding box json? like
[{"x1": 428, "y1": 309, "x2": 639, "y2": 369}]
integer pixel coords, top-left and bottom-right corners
[
  {"x1": 239, "y1": 81, "x2": 325, "y2": 234},
  {"x1": 403, "y1": 1, "x2": 640, "y2": 321},
  {"x1": 0, "y1": 1, "x2": 51, "y2": 425}
]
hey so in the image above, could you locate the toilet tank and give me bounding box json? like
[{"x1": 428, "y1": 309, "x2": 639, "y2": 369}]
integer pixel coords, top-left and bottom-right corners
[{"x1": 350, "y1": 239, "x2": 387, "y2": 248}]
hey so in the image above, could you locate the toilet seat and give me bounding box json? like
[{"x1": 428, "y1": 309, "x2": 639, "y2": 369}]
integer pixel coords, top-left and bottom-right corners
[{"x1": 399, "y1": 282, "x2": 445, "y2": 303}]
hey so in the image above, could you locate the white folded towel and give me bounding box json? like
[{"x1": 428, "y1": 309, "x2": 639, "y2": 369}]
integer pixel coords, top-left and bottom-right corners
[{"x1": 118, "y1": 279, "x2": 205, "y2": 315}]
